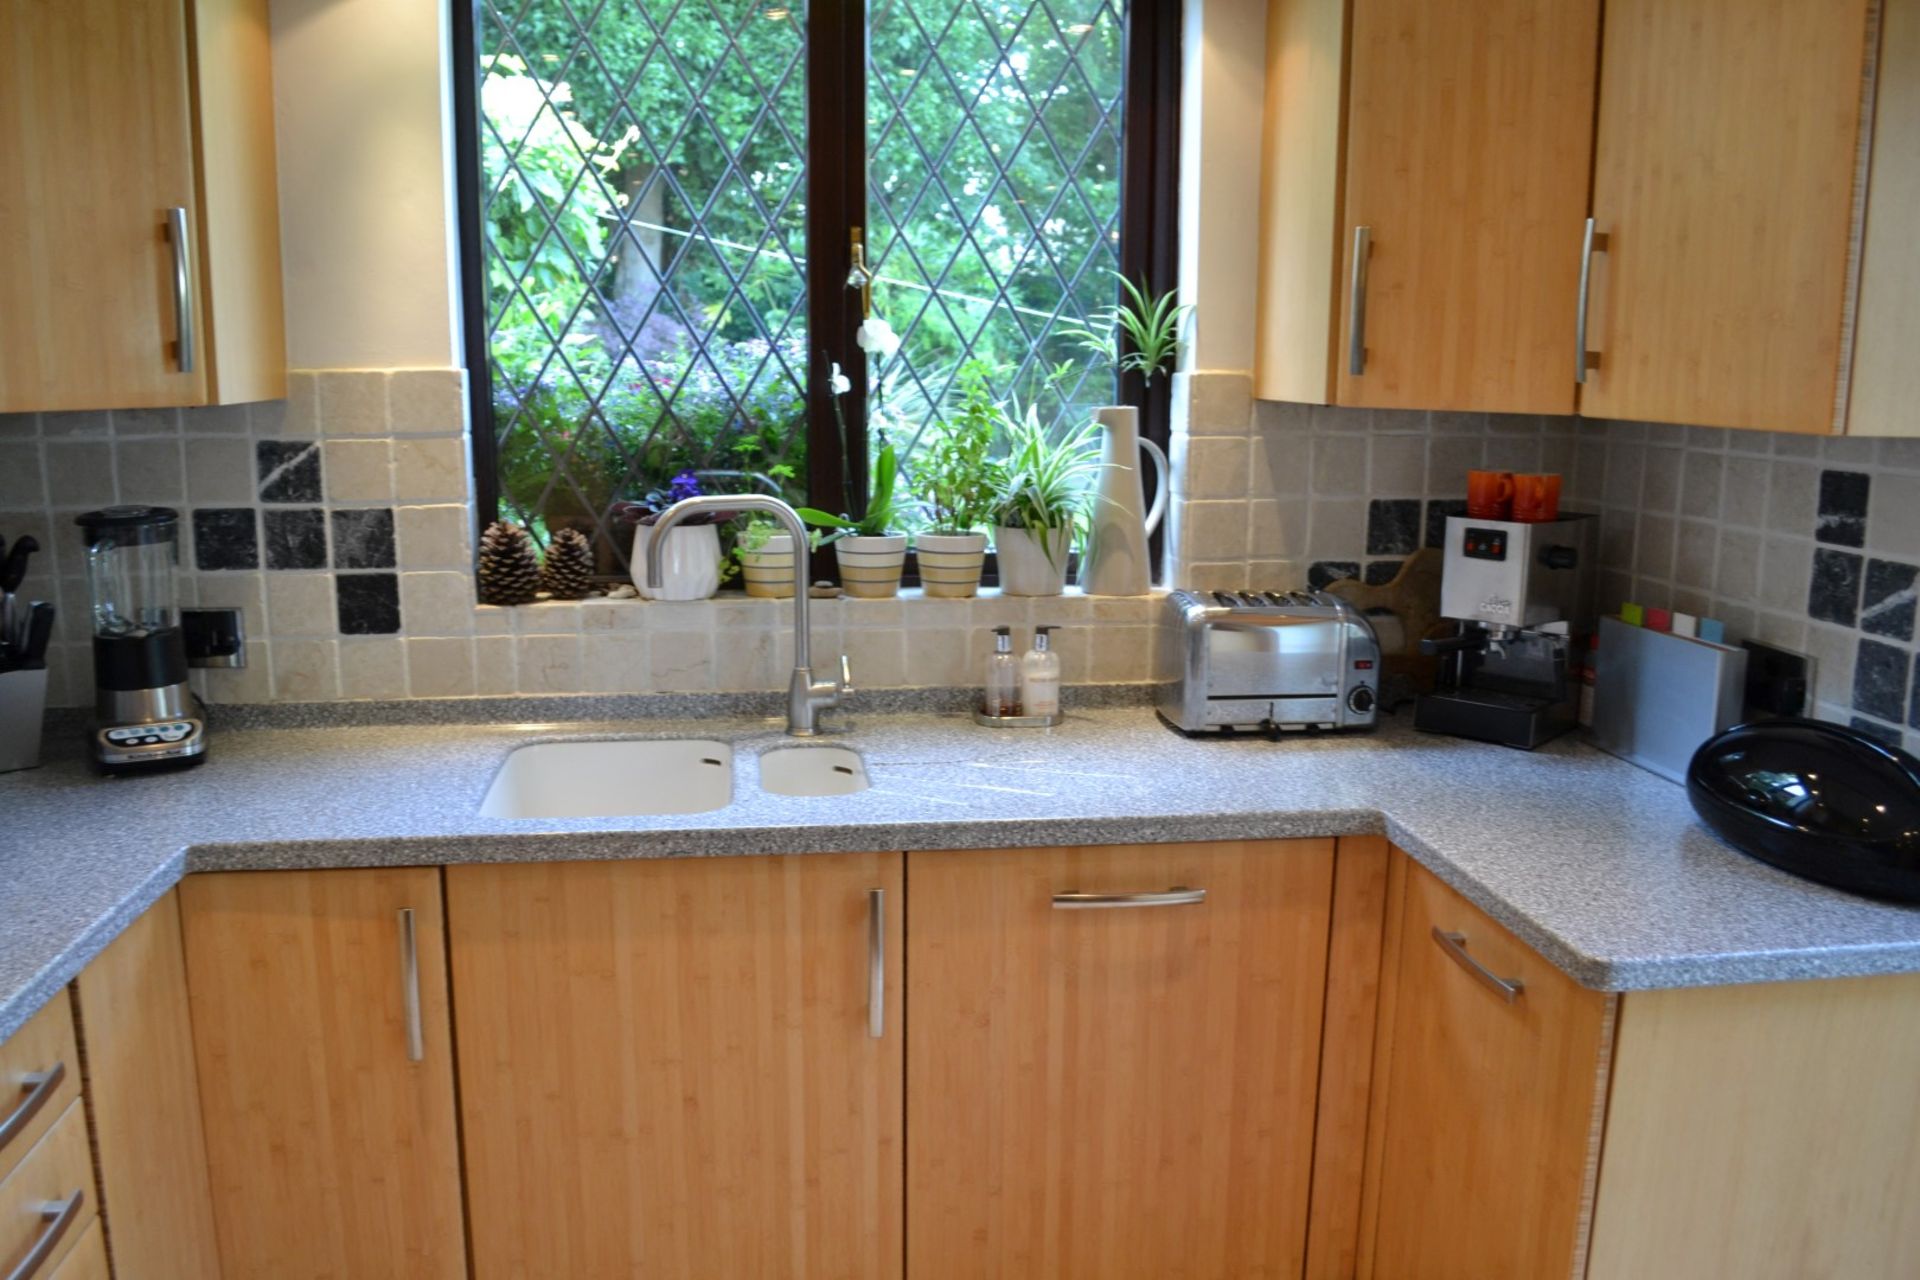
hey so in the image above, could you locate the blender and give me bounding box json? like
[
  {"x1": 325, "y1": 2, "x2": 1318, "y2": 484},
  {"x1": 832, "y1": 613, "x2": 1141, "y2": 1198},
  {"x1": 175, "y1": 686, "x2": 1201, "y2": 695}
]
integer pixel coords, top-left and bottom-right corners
[{"x1": 75, "y1": 506, "x2": 206, "y2": 770}]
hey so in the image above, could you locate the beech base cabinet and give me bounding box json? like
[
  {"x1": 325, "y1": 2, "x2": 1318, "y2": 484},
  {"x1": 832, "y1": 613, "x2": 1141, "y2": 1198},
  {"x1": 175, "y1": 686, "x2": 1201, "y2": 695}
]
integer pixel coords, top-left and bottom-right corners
[
  {"x1": 908, "y1": 840, "x2": 1341, "y2": 1279},
  {"x1": 1360, "y1": 850, "x2": 1920, "y2": 1280},
  {"x1": 446, "y1": 853, "x2": 904, "y2": 1280},
  {"x1": 179, "y1": 869, "x2": 468, "y2": 1280}
]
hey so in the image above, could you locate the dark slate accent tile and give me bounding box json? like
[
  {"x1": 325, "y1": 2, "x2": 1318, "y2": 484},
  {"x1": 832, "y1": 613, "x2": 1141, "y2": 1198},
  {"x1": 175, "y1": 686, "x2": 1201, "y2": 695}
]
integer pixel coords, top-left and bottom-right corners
[
  {"x1": 1909, "y1": 652, "x2": 1920, "y2": 729},
  {"x1": 1850, "y1": 716, "x2": 1904, "y2": 750},
  {"x1": 1860, "y1": 559, "x2": 1918, "y2": 642},
  {"x1": 331, "y1": 507, "x2": 396, "y2": 569},
  {"x1": 1308, "y1": 560, "x2": 1361, "y2": 590},
  {"x1": 336, "y1": 572, "x2": 401, "y2": 635},
  {"x1": 1852, "y1": 638, "x2": 1910, "y2": 723},
  {"x1": 263, "y1": 508, "x2": 328, "y2": 570},
  {"x1": 1366, "y1": 499, "x2": 1422, "y2": 556},
  {"x1": 256, "y1": 440, "x2": 323, "y2": 503},
  {"x1": 1424, "y1": 499, "x2": 1467, "y2": 550},
  {"x1": 1364, "y1": 559, "x2": 1403, "y2": 586},
  {"x1": 191, "y1": 507, "x2": 257, "y2": 570},
  {"x1": 1808, "y1": 548, "x2": 1863, "y2": 626},
  {"x1": 1816, "y1": 469, "x2": 1869, "y2": 547}
]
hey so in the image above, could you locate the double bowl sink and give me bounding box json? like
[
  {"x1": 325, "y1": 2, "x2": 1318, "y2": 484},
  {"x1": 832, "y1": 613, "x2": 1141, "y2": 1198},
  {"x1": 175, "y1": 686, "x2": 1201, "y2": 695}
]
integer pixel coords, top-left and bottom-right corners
[{"x1": 480, "y1": 738, "x2": 868, "y2": 819}]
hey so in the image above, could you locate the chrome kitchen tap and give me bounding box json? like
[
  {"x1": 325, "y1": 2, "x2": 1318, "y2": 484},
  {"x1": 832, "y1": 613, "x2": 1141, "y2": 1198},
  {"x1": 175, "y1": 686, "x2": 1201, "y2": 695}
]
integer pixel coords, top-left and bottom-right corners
[{"x1": 645, "y1": 494, "x2": 852, "y2": 736}]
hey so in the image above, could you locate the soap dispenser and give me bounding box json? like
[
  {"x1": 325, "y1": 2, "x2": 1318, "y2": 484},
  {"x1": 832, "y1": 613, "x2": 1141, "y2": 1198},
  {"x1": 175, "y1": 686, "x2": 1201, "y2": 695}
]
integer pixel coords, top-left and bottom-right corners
[
  {"x1": 1021, "y1": 625, "x2": 1061, "y2": 718},
  {"x1": 984, "y1": 625, "x2": 1021, "y2": 717}
]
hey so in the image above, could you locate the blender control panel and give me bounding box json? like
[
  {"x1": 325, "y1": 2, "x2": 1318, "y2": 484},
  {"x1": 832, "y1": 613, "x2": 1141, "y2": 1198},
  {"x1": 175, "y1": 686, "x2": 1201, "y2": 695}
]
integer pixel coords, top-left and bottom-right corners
[
  {"x1": 1462, "y1": 527, "x2": 1509, "y2": 561},
  {"x1": 96, "y1": 719, "x2": 205, "y2": 765}
]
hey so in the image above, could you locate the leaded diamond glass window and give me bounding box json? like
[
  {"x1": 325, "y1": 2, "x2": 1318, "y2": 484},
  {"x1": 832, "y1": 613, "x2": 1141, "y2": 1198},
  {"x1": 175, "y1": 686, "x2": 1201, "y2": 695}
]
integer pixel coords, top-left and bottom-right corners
[{"x1": 460, "y1": 0, "x2": 1160, "y2": 567}]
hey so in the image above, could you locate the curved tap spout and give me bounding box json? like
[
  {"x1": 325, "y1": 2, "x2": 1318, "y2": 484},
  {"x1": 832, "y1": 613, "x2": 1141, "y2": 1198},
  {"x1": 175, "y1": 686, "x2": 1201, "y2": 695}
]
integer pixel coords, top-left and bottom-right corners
[{"x1": 644, "y1": 494, "x2": 849, "y2": 735}]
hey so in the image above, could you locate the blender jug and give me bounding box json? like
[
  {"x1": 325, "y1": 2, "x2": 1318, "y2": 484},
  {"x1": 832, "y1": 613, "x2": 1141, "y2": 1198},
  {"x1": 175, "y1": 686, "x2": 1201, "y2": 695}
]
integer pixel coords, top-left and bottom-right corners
[{"x1": 75, "y1": 506, "x2": 206, "y2": 769}]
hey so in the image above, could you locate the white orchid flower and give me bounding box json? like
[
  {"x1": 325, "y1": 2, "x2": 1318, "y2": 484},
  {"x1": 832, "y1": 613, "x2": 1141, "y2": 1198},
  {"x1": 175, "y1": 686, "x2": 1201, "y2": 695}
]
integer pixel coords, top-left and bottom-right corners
[
  {"x1": 855, "y1": 315, "x2": 901, "y2": 360},
  {"x1": 827, "y1": 362, "x2": 852, "y2": 396}
]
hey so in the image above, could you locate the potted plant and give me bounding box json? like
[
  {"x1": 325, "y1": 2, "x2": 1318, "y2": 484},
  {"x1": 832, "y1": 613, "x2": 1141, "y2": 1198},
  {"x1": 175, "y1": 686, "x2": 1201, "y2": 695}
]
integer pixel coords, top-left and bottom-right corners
[
  {"x1": 911, "y1": 361, "x2": 1001, "y2": 598},
  {"x1": 798, "y1": 344, "x2": 909, "y2": 599},
  {"x1": 1061, "y1": 273, "x2": 1188, "y2": 595},
  {"x1": 619, "y1": 471, "x2": 731, "y2": 601},
  {"x1": 992, "y1": 390, "x2": 1106, "y2": 597},
  {"x1": 733, "y1": 516, "x2": 795, "y2": 599}
]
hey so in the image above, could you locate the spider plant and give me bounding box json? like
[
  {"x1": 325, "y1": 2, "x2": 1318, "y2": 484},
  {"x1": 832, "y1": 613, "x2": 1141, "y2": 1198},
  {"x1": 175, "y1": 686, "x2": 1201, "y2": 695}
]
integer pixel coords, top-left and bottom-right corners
[
  {"x1": 993, "y1": 401, "x2": 1106, "y2": 564},
  {"x1": 1061, "y1": 272, "x2": 1192, "y2": 387}
]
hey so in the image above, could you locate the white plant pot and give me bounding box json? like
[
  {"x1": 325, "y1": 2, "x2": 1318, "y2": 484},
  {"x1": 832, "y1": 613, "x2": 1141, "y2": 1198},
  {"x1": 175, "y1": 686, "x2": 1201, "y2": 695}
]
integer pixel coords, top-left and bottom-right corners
[
  {"x1": 630, "y1": 523, "x2": 722, "y2": 601},
  {"x1": 740, "y1": 533, "x2": 795, "y2": 599},
  {"x1": 916, "y1": 531, "x2": 987, "y2": 598},
  {"x1": 995, "y1": 525, "x2": 1072, "y2": 596},
  {"x1": 836, "y1": 534, "x2": 908, "y2": 599}
]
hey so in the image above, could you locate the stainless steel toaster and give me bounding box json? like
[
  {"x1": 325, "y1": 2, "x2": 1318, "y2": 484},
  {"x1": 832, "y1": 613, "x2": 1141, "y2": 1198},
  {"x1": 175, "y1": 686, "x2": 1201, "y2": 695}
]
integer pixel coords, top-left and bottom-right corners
[{"x1": 1157, "y1": 590, "x2": 1382, "y2": 734}]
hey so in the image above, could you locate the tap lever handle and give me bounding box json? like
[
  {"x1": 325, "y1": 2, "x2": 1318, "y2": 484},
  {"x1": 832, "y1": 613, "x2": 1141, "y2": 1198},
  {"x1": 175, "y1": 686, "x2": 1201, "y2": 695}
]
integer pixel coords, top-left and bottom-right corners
[{"x1": 838, "y1": 653, "x2": 854, "y2": 696}]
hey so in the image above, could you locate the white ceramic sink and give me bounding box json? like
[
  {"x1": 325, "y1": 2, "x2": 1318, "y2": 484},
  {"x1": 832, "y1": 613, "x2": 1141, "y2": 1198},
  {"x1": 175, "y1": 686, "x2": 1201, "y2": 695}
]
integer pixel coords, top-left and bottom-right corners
[
  {"x1": 480, "y1": 739, "x2": 733, "y2": 818},
  {"x1": 758, "y1": 746, "x2": 869, "y2": 797}
]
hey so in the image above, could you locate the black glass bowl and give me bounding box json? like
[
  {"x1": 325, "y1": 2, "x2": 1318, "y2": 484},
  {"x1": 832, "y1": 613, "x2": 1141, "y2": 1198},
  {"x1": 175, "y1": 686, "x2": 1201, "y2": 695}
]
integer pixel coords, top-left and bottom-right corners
[{"x1": 1687, "y1": 719, "x2": 1920, "y2": 904}]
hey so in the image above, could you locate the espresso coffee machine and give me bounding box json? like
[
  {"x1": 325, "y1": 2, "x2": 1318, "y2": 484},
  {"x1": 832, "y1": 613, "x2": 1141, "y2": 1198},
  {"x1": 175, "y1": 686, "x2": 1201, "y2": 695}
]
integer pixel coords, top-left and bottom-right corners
[
  {"x1": 1415, "y1": 513, "x2": 1596, "y2": 749},
  {"x1": 75, "y1": 507, "x2": 206, "y2": 771}
]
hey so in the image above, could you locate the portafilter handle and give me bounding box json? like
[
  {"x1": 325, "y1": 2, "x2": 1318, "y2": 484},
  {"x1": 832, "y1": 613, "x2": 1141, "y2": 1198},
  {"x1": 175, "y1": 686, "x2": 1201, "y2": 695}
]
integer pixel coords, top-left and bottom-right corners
[{"x1": 1419, "y1": 630, "x2": 1490, "y2": 657}]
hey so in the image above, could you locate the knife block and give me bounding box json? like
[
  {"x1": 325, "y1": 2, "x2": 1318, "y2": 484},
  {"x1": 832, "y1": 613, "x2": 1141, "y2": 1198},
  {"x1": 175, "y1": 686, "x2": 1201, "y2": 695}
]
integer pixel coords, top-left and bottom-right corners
[{"x1": 0, "y1": 667, "x2": 48, "y2": 772}]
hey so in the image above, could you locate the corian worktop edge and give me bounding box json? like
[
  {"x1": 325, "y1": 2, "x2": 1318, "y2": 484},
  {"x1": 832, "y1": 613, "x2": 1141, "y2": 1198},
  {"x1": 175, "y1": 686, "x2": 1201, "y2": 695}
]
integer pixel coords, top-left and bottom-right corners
[{"x1": 6, "y1": 707, "x2": 1920, "y2": 1041}]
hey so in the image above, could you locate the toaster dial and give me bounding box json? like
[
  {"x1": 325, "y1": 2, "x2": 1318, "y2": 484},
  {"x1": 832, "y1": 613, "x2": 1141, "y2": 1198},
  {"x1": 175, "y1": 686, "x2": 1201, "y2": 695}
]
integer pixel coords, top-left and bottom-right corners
[{"x1": 1348, "y1": 686, "x2": 1376, "y2": 715}]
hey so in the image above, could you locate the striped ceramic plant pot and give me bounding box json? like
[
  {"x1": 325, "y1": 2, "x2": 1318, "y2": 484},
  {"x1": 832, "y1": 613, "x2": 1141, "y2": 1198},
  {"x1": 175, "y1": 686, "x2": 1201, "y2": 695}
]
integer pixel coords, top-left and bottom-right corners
[
  {"x1": 835, "y1": 534, "x2": 908, "y2": 599},
  {"x1": 915, "y1": 532, "x2": 987, "y2": 598},
  {"x1": 740, "y1": 533, "x2": 795, "y2": 599}
]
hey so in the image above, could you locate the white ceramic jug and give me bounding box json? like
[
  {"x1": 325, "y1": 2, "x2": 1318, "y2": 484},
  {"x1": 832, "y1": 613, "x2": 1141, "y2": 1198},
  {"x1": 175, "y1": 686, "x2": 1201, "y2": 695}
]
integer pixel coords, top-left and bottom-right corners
[{"x1": 1077, "y1": 405, "x2": 1167, "y2": 596}]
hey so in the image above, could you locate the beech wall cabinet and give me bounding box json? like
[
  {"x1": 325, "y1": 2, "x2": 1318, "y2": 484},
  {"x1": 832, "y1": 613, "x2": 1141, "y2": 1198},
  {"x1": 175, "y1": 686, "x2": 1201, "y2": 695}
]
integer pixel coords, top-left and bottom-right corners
[
  {"x1": 1257, "y1": 0, "x2": 1916, "y2": 437},
  {"x1": 0, "y1": 0, "x2": 285, "y2": 412}
]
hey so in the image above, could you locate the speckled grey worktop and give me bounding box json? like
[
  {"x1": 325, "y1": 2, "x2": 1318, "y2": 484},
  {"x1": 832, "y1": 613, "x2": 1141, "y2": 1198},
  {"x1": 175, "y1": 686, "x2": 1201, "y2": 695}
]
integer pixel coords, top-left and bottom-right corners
[{"x1": 6, "y1": 702, "x2": 1920, "y2": 1040}]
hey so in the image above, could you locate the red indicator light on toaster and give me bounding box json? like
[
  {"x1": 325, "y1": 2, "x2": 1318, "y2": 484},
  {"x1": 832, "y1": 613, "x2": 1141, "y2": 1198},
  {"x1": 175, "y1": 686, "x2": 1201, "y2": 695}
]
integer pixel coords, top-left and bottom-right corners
[{"x1": 1354, "y1": 659, "x2": 1374, "y2": 670}]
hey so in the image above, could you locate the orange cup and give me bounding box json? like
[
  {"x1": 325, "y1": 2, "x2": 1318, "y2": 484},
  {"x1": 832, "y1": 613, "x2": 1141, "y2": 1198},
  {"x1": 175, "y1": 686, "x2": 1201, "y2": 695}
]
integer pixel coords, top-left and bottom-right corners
[
  {"x1": 1466, "y1": 470, "x2": 1515, "y2": 520},
  {"x1": 1511, "y1": 472, "x2": 1563, "y2": 523}
]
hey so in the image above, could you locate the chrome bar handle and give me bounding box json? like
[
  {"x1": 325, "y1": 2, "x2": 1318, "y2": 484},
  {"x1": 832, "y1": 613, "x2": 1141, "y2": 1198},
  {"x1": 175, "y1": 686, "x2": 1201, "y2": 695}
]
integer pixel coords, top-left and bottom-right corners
[
  {"x1": 398, "y1": 908, "x2": 424, "y2": 1062},
  {"x1": 166, "y1": 206, "x2": 195, "y2": 374},
  {"x1": 1053, "y1": 887, "x2": 1207, "y2": 910},
  {"x1": 1432, "y1": 927, "x2": 1524, "y2": 1003},
  {"x1": 1576, "y1": 217, "x2": 1608, "y2": 384},
  {"x1": 0, "y1": 1062, "x2": 64, "y2": 1153},
  {"x1": 1347, "y1": 225, "x2": 1372, "y2": 376},
  {"x1": 867, "y1": 888, "x2": 885, "y2": 1039},
  {"x1": 4, "y1": 1190, "x2": 84, "y2": 1280}
]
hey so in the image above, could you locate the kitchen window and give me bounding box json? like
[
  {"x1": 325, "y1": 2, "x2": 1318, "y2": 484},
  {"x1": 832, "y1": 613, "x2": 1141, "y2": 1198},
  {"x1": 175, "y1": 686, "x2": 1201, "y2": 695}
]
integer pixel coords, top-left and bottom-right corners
[{"x1": 453, "y1": 0, "x2": 1178, "y2": 575}]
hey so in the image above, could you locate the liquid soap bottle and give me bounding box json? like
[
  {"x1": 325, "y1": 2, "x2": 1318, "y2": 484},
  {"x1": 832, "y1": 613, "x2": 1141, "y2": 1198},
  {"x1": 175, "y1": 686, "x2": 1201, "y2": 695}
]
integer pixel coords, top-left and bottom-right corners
[
  {"x1": 1020, "y1": 625, "x2": 1060, "y2": 719},
  {"x1": 984, "y1": 625, "x2": 1021, "y2": 717}
]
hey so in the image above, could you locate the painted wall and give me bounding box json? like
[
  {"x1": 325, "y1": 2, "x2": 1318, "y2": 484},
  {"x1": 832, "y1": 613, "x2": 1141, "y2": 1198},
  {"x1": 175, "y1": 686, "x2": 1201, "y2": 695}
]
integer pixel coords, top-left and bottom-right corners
[{"x1": 269, "y1": 0, "x2": 462, "y2": 370}]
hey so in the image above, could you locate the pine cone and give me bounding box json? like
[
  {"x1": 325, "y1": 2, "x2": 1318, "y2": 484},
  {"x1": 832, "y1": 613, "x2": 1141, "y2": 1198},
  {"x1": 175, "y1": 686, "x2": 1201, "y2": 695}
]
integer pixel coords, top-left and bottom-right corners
[
  {"x1": 541, "y1": 528, "x2": 594, "y2": 600},
  {"x1": 477, "y1": 521, "x2": 541, "y2": 605}
]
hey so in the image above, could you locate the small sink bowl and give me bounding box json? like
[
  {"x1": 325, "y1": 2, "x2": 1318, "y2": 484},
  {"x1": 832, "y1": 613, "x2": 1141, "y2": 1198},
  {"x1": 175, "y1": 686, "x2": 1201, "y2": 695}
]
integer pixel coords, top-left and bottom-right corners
[
  {"x1": 758, "y1": 746, "x2": 869, "y2": 797},
  {"x1": 481, "y1": 739, "x2": 732, "y2": 819}
]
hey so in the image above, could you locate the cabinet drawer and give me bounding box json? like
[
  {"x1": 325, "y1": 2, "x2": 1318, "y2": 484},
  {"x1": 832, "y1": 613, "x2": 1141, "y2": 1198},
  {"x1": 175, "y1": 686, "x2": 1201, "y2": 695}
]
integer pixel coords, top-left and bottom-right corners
[
  {"x1": 46, "y1": 1221, "x2": 107, "y2": 1280},
  {"x1": 0, "y1": 1102, "x2": 96, "y2": 1280},
  {"x1": 0, "y1": 998, "x2": 80, "y2": 1185}
]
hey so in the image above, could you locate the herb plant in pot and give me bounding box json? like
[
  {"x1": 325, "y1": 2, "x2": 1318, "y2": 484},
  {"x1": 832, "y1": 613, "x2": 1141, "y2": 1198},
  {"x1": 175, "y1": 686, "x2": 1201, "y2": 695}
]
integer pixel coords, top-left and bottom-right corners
[
  {"x1": 733, "y1": 516, "x2": 795, "y2": 599},
  {"x1": 992, "y1": 398, "x2": 1105, "y2": 597},
  {"x1": 621, "y1": 472, "x2": 730, "y2": 601},
  {"x1": 912, "y1": 361, "x2": 1001, "y2": 598}
]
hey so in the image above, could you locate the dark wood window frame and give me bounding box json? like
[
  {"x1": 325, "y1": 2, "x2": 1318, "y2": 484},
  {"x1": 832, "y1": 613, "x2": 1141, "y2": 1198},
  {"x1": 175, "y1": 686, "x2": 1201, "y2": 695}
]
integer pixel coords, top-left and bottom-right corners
[{"x1": 451, "y1": 1, "x2": 1182, "y2": 583}]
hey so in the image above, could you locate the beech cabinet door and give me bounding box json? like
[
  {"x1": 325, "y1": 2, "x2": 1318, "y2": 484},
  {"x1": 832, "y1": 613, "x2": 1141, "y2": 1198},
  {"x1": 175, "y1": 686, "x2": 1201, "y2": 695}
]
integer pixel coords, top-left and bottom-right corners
[
  {"x1": 0, "y1": 0, "x2": 206, "y2": 410},
  {"x1": 1337, "y1": 0, "x2": 1601, "y2": 414},
  {"x1": 1358, "y1": 854, "x2": 1612, "y2": 1280},
  {"x1": 180, "y1": 869, "x2": 468, "y2": 1280},
  {"x1": 907, "y1": 840, "x2": 1336, "y2": 1280},
  {"x1": 1582, "y1": 0, "x2": 1875, "y2": 433},
  {"x1": 447, "y1": 853, "x2": 904, "y2": 1280}
]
